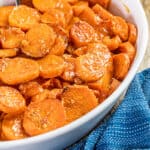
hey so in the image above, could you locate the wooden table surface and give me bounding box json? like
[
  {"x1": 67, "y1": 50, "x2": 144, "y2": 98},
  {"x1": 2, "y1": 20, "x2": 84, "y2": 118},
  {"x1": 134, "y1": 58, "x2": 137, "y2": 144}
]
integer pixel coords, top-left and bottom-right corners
[{"x1": 139, "y1": 0, "x2": 150, "y2": 70}]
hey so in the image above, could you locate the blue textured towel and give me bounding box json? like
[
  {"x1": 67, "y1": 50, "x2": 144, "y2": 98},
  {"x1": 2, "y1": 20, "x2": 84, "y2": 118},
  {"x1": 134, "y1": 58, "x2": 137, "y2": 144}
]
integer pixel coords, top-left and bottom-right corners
[{"x1": 69, "y1": 68, "x2": 150, "y2": 150}]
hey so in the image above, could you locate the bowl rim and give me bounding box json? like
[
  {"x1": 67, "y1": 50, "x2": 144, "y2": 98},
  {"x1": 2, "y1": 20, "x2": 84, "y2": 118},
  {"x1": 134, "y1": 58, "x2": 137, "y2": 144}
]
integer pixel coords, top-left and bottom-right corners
[{"x1": 0, "y1": 0, "x2": 149, "y2": 148}]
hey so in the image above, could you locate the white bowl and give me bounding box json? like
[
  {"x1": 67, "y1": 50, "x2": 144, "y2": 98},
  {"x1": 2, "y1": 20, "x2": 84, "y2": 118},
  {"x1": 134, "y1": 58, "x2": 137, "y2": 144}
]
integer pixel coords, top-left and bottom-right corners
[{"x1": 0, "y1": 0, "x2": 148, "y2": 150}]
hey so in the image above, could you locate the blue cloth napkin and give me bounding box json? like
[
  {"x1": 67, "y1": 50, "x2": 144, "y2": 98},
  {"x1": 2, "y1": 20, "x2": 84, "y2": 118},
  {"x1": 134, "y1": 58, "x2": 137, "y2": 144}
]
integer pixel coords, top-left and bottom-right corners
[{"x1": 69, "y1": 68, "x2": 150, "y2": 150}]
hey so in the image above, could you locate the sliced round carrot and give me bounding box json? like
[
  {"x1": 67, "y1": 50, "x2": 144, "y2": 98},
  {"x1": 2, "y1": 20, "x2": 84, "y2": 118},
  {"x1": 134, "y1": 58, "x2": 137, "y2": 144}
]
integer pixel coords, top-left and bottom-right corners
[
  {"x1": 41, "y1": 9, "x2": 66, "y2": 27},
  {"x1": 0, "y1": 6, "x2": 14, "y2": 27},
  {"x1": 0, "y1": 48, "x2": 18, "y2": 58},
  {"x1": 128, "y1": 22, "x2": 137, "y2": 45},
  {"x1": 109, "y1": 78, "x2": 120, "y2": 95},
  {"x1": 42, "y1": 78, "x2": 62, "y2": 89},
  {"x1": 38, "y1": 55, "x2": 65, "y2": 79},
  {"x1": 102, "y1": 35, "x2": 122, "y2": 51},
  {"x1": 78, "y1": 6, "x2": 101, "y2": 26},
  {"x1": 73, "y1": 46, "x2": 88, "y2": 56},
  {"x1": 92, "y1": 4, "x2": 113, "y2": 20},
  {"x1": 70, "y1": 21, "x2": 98, "y2": 47},
  {"x1": 23, "y1": 98, "x2": 66, "y2": 136},
  {"x1": 61, "y1": 85, "x2": 98, "y2": 123},
  {"x1": 73, "y1": 1, "x2": 90, "y2": 16},
  {"x1": 19, "y1": 81, "x2": 43, "y2": 99},
  {"x1": 32, "y1": 0, "x2": 58, "y2": 12},
  {"x1": 113, "y1": 53, "x2": 130, "y2": 81},
  {"x1": 0, "y1": 57, "x2": 39, "y2": 85},
  {"x1": 61, "y1": 57, "x2": 75, "y2": 82},
  {"x1": 31, "y1": 89, "x2": 52, "y2": 103},
  {"x1": 0, "y1": 27, "x2": 25, "y2": 49},
  {"x1": 89, "y1": 0, "x2": 110, "y2": 8},
  {"x1": 2, "y1": 114, "x2": 27, "y2": 140},
  {"x1": 118, "y1": 42, "x2": 136, "y2": 62},
  {"x1": 75, "y1": 43, "x2": 111, "y2": 82},
  {"x1": 21, "y1": 24, "x2": 56, "y2": 58},
  {"x1": 111, "y1": 16, "x2": 128, "y2": 41},
  {"x1": 33, "y1": 0, "x2": 73, "y2": 23},
  {"x1": 9, "y1": 5, "x2": 40, "y2": 30},
  {"x1": 49, "y1": 35, "x2": 68, "y2": 56},
  {"x1": 0, "y1": 86, "x2": 26, "y2": 114}
]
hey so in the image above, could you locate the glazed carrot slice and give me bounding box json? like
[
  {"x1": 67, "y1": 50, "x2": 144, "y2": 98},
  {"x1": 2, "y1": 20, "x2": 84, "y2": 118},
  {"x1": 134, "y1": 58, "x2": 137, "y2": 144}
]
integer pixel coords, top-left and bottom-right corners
[
  {"x1": 89, "y1": 0, "x2": 110, "y2": 8},
  {"x1": 62, "y1": 85, "x2": 98, "y2": 123},
  {"x1": 75, "y1": 43, "x2": 111, "y2": 82},
  {"x1": 0, "y1": 86, "x2": 26, "y2": 114},
  {"x1": 109, "y1": 78, "x2": 120, "y2": 95},
  {"x1": 102, "y1": 35, "x2": 121, "y2": 51},
  {"x1": 92, "y1": 4, "x2": 113, "y2": 20},
  {"x1": 0, "y1": 27, "x2": 25, "y2": 49},
  {"x1": 70, "y1": 21, "x2": 98, "y2": 47},
  {"x1": 61, "y1": 57, "x2": 75, "y2": 82},
  {"x1": 32, "y1": 0, "x2": 58, "y2": 12},
  {"x1": 38, "y1": 55, "x2": 65, "y2": 79},
  {"x1": 73, "y1": 46, "x2": 88, "y2": 56},
  {"x1": 19, "y1": 81, "x2": 43, "y2": 99},
  {"x1": 111, "y1": 16, "x2": 128, "y2": 41},
  {"x1": 0, "y1": 6, "x2": 14, "y2": 27},
  {"x1": 9, "y1": 5, "x2": 40, "y2": 30},
  {"x1": 0, "y1": 57, "x2": 39, "y2": 85},
  {"x1": 0, "y1": 48, "x2": 18, "y2": 58},
  {"x1": 31, "y1": 89, "x2": 52, "y2": 102},
  {"x1": 73, "y1": 1, "x2": 89, "y2": 16},
  {"x1": 118, "y1": 42, "x2": 136, "y2": 62},
  {"x1": 21, "y1": 24, "x2": 56, "y2": 58},
  {"x1": 41, "y1": 9, "x2": 66, "y2": 27},
  {"x1": 78, "y1": 6, "x2": 101, "y2": 26},
  {"x1": 23, "y1": 98, "x2": 66, "y2": 136},
  {"x1": 128, "y1": 23, "x2": 137, "y2": 45},
  {"x1": 113, "y1": 53, "x2": 130, "y2": 81},
  {"x1": 2, "y1": 114, "x2": 27, "y2": 140},
  {"x1": 49, "y1": 35, "x2": 68, "y2": 56}
]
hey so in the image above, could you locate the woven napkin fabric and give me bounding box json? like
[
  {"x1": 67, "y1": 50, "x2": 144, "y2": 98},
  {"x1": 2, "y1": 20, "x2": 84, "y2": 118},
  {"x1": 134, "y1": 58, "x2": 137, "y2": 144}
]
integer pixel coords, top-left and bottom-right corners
[{"x1": 69, "y1": 68, "x2": 150, "y2": 150}]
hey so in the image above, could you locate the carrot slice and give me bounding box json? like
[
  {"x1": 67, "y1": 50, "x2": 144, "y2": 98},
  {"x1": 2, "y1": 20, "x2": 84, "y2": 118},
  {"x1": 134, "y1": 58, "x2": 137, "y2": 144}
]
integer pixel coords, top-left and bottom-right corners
[
  {"x1": 113, "y1": 53, "x2": 130, "y2": 81},
  {"x1": 73, "y1": 1, "x2": 89, "y2": 16},
  {"x1": 23, "y1": 98, "x2": 66, "y2": 136},
  {"x1": 0, "y1": 27, "x2": 25, "y2": 49},
  {"x1": 128, "y1": 23, "x2": 137, "y2": 45},
  {"x1": 109, "y1": 78, "x2": 120, "y2": 95},
  {"x1": 77, "y1": 6, "x2": 101, "y2": 26},
  {"x1": 62, "y1": 85, "x2": 98, "y2": 123},
  {"x1": 38, "y1": 55, "x2": 65, "y2": 79},
  {"x1": 102, "y1": 35, "x2": 121, "y2": 51},
  {"x1": 41, "y1": 9, "x2": 66, "y2": 28},
  {"x1": 0, "y1": 6, "x2": 14, "y2": 27},
  {"x1": 111, "y1": 16, "x2": 128, "y2": 41},
  {"x1": 9, "y1": 5, "x2": 40, "y2": 30},
  {"x1": 118, "y1": 42, "x2": 136, "y2": 62},
  {"x1": 2, "y1": 114, "x2": 27, "y2": 140},
  {"x1": 89, "y1": 0, "x2": 110, "y2": 8},
  {"x1": 92, "y1": 4, "x2": 113, "y2": 20},
  {"x1": 33, "y1": 0, "x2": 73, "y2": 23},
  {"x1": 75, "y1": 43, "x2": 111, "y2": 82},
  {"x1": 0, "y1": 57, "x2": 39, "y2": 85},
  {"x1": 0, "y1": 48, "x2": 18, "y2": 58},
  {"x1": 31, "y1": 89, "x2": 52, "y2": 103},
  {"x1": 0, "y1": 86, "x2": 26, "y2": 114},
  {"x1": 61, "y1": 57, "x2": 75, "y2": 82},
  {"x1": 41, "y1": 78, "x2": 62, "y2": 89},
  {"x1": 49, "y1": 35, "x2": 68, "y2": 56},
  {"x1": 21, "y1": 24, "x2": 56, "y2": 58},
  {"x1": 19, "y1": 81, "x2": 43, "y2": 99},
  {"x1": 70, "y1": 21, "x2": 98, "y2": 47}
]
